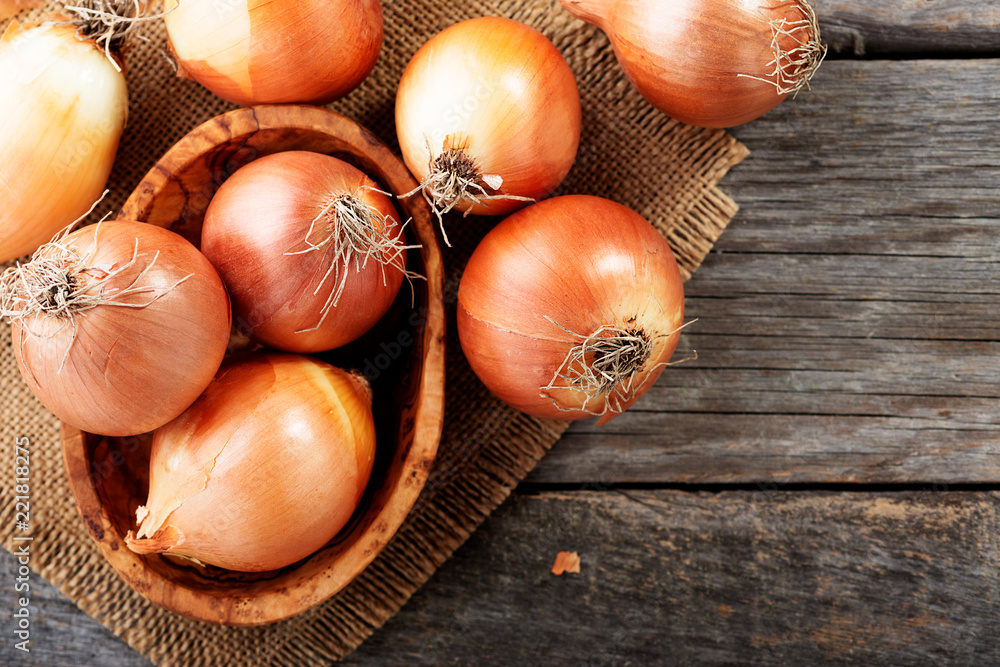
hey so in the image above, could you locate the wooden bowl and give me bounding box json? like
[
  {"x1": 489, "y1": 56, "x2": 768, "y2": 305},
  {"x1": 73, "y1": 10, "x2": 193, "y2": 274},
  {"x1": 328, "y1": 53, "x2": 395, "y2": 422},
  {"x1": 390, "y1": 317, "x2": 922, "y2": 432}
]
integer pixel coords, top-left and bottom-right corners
[{"x1": 60, "y1": 106, "x2": 446, "y2": 626}]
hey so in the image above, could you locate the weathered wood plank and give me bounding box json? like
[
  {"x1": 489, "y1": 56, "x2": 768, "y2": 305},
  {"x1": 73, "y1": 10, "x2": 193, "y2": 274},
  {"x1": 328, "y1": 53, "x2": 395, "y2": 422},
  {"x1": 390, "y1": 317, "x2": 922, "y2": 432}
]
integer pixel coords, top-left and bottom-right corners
[
  {"x1": 20, "y1": 490, "x2": 992, "y2": 665},
  {"x1": 532, "y1": 58, "x2": 1000, "y2": 485},
  {"x1": 347, "y1": 490, "x2": 1000, "y2": 665},
  {"x1": 820, "y1": 2, "x2": 1000, "y2": 57},
  {"x1": 549, "y1": 420, "x2": 1000, "y2": 486},
  {"x1": 716, "y1": 60, "x2": 1000, "y2": 256},
  {"x1": 0, "y1": 549, "x2": 152, "y2": 667}
]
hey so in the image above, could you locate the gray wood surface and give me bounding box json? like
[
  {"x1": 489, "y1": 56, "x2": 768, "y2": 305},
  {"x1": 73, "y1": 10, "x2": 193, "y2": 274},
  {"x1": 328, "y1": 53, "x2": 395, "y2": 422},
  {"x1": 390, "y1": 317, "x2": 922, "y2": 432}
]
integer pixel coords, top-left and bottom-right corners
[
  {"x1": 5, "y1": 2, "x2": 1000, "y2": 666},
  {"x1": 8, "y1": 490, "x2": 1000, "y2": 666},
  {"x1": 821, "y1": 1, "x2": 1000, "y2": 55},
  {"x1": 347, "y1": 490, "x2": 1000, "y2": 666},
  {"x1": 0, "y1": 548, "x2": 152, "y2": 667}
]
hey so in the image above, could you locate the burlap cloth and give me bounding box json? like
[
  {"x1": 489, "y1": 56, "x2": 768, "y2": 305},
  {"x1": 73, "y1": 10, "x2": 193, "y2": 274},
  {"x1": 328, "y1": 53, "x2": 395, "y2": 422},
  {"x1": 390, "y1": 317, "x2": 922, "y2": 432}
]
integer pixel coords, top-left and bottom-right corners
[{"x1": 1, "y1": 1, "x2": 748, "y2": 664}]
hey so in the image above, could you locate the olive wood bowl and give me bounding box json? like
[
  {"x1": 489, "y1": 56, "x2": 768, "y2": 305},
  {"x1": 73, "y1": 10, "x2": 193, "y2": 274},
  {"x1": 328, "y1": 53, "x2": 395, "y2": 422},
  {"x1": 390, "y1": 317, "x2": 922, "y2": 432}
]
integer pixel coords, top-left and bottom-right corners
[{"x1": 60, "y1": 106, "x2": 446, "y2": 626}]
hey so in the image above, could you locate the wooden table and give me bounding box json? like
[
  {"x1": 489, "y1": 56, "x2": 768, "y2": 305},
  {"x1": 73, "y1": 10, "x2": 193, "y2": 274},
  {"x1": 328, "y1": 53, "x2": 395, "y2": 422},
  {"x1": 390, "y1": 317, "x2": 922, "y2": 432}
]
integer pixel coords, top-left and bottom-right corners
[{"x1": 3, "y1": 2, "x2": 999, "y2": 664}]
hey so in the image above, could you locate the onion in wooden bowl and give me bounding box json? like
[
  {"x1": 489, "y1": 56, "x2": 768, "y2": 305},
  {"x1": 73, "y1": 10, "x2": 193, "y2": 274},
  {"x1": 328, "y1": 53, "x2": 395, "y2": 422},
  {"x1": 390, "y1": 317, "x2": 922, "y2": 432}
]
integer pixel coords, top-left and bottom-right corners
[{"x1": 59, "y1": 106, "x2": 445, "y2": 626}]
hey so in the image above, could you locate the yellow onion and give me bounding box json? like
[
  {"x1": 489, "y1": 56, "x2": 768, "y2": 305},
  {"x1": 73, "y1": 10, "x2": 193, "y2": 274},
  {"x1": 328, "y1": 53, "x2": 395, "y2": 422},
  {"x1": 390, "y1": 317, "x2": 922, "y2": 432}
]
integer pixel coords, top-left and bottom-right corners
[
  {"x1": 0, "y1": 13, "x2": 128, "y2": 262},
  {"x1": 396, "y1": 16, "x2": 581, "y2": 241},
  {"x1": 560, "y1": 0, "x2": 826, "y2": 128},
  {"x1": 0, "y1": 221, "x2": 231, "y2": 437},
  {"x1": 200, "y1": 151, "x2": 415, "y2": 353},
  {"x1": 125, "y1": 353, "x2": 377, "y2": 573},
  {"x1": 457, "y1": 195, "x2": 685, "y2": 424},
  {"x1": 163, "y1": 0, "x2": 383, "y2": 106}
]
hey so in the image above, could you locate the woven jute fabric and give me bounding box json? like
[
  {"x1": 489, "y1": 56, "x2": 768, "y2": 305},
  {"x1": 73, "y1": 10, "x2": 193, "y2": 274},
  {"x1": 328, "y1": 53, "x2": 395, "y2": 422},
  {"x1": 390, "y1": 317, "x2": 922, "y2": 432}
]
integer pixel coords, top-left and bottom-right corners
[{"x1": 1, "y1": 1, "x2": 748, "y2": 664}]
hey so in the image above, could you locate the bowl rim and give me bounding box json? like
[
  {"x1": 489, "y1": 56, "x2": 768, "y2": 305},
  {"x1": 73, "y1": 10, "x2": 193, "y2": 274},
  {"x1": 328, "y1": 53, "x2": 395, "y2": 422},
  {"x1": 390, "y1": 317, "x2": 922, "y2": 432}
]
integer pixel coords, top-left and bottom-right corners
[{"x1": 59, "y1": 105, "x2": 446, "y2": 626}]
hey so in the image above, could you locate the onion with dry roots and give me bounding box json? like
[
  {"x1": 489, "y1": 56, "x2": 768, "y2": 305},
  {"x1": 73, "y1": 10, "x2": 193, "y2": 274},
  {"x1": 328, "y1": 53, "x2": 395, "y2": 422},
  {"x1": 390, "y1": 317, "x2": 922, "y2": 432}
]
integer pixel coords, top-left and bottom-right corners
[
  {"x1": 163, "y1": 0, "x2": 383, "y2": 106},
  {"x1": 125, "y1": 353, "x2": 377, "y2": 573},
  {"x1": 0, "y1": 220, "x2": 231, "y2": 437},
  {"x1": 395, "y1": 16, "x2": 581, "y2": 243},
  {"x1": 0, "y1": 1, "x2": 160, "y2": 261},
  {"x1": 200, "y1": 151, "x2": 418, "y2": 353},
  {"x1": 560, "y1": 0, "x2": 826, "y2": 128},
  {"x1": 457, "y1": 195, "x2": 686, "y2": 424}
]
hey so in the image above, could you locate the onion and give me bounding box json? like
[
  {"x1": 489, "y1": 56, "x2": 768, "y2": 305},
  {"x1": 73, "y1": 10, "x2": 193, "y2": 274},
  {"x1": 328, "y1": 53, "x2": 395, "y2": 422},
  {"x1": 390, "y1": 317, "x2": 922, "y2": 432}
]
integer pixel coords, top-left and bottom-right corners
[
  {"x1": 200, "y1": 151, "x2": 416, "y2": 353},
  {"x1": 560, "y1": 0, "x2": 826, "y2": 128},
  {"x1": 395, "y1": 16, "x2": 581, "y2": 242},
  {"x1": 0, "y1": 220, "x2": 231, "y2": 437},
  {"x1": 457, "y1": 195, "x2": 685, "y2": 424},
  {"x1": 0, "y1": 3, "x2": 141, "y2": 262},
  {"x1": 125, "y1": 352, "x2": 376, "y2": 573},
  {"x1": 164, "y1": 0, "x2": 383, "y2": 106}
]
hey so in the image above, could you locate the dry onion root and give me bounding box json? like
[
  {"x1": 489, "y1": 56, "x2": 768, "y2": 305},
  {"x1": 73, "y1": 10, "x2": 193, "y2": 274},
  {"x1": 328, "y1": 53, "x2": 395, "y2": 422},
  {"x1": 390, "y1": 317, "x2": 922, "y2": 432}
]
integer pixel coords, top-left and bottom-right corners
[
  {"x1": 736, "y1": 2, "x2": 827, "y2": 97},
  {"x1": 559, "y1": 0, "x2": 827, "y2": 128},
  {"x1": 395, "y1": 17, "x2": 582, "y2": 244},
  {"x1": 62, "y1": 0, "x2": 167, "y2": 68},
  {"x1": 201, "y1": 151, "x2": 421, "y2": 353},
  {"x1": 457, "y1": 195, "x2": 687, "y2": 425},
  {"x1": 0, "y1": 218, "x2": 231, "y2": 436},
  {"x1": 284, "y1": 184, "x2": 421, "y2": 332},
  {"x1": 399, "y1": 136, "x2": 535, "y2": 246},
  {"x1": 540, "y1": 320, "x2": 692, "y2": 419}
]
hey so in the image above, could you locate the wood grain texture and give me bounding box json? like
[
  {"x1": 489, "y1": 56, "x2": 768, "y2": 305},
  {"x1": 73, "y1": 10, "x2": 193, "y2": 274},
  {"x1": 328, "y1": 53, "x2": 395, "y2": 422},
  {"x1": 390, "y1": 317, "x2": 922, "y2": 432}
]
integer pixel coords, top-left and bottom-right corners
[
  {"x1": 0, "y1": 547, "x2": 152, "y2": 667},
  {"x1": 532, "y1": 57, "x2": 1000, "y2": 486},
  {"x1": 819, "y1": 2, "x2": 1000, "y2": 56},
  {"x1": 9, "y1": 489, "x2": 999, "y2": 666},
  {"x1": 347, "y1": 490, "x2": 1000, "y2": 665}
]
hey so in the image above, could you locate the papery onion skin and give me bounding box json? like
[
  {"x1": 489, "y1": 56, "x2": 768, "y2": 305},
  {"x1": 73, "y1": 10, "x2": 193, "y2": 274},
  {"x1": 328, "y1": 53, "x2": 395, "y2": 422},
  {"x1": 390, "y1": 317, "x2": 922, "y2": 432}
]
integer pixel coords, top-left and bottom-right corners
[
  {"x1": 395, "y1": 16, "x2": 581, "y2": 217},
  {"x1": 125, "y1": 353, "x2": 377, "y2": 573},
  {"x1": 9, "y1": 222, "x2": 231, "y2": 437},
  {"x1": 457, "y1": 195, "x2": 684, "y2": 424},
  {"x1": 164, "y1": 0, "x2": 383, "y2": 106},
  {"x1": 200, "y1": 151, "x2": 407, "y2": 353},
  {"x1": 0, "y1": 20, "x2": 127, "y2": 262},
  {"x1": 561, "y1": 0, "x2": 825, "y2": 128}
]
